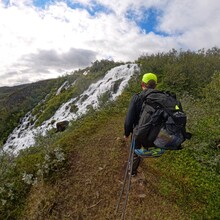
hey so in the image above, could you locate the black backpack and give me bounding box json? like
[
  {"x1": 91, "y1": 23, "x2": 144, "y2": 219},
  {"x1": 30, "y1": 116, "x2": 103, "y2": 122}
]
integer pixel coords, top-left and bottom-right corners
[{"x1": 134, "y1": 89, "x2": 190, "y2": 150}]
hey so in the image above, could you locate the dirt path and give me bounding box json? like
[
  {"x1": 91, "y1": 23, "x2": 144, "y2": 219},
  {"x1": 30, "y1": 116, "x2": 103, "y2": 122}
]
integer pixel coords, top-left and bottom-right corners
[{"x1": 23, "y1": 115, "x2": 190, "y2": 220}]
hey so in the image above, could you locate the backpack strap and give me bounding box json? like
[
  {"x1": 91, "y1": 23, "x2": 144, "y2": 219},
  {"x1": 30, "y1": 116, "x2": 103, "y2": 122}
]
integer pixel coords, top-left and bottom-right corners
[
  {"x1": 141, "y1": 89, "x2": 166, "y2": 110},
  {"x1": 141, "y1": 89, "x2": 183, "y2": 120},
  {"x1": 140, "y1": 89, "x2": 161, "y2": 99}
]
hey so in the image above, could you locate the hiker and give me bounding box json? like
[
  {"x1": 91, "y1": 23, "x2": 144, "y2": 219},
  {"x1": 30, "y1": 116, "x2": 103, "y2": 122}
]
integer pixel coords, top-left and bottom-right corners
[
  {"x1": 124, "y1": 73, "x2": 160, "y2": 176},
  {"x1": 124, "y1": 73, "x2": 191, "y2": 176}
]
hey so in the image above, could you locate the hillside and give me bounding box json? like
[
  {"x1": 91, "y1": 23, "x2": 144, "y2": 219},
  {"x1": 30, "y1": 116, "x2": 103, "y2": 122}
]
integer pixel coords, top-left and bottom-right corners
[
  {"x1": 0, "y1": 79, "x2": 64, "y2": 145},
  {"x1": 0, "y1": 60, "x2": 123, "y2": 147},
  {"x1": 0, "y1": 49, "x2": 220, "y2": 219},
  {"x1": 2, "y1": 62, "x2": 137, "y2": 154},
  {"x1": 21, "y1": 110, "x2": 192, "y2": 220}
]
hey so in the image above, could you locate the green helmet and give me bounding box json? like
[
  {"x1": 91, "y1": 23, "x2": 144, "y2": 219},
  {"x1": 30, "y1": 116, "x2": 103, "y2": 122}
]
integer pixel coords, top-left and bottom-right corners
[{"x1": 142, "y1": 73, "x2": 157, "y2": 84}]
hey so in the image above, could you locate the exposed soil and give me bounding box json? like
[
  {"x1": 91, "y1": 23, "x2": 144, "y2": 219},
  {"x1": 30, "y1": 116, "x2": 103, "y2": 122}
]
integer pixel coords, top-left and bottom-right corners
[{"x1": 23, "y1": 116, "x2": 190, "y2": 220}]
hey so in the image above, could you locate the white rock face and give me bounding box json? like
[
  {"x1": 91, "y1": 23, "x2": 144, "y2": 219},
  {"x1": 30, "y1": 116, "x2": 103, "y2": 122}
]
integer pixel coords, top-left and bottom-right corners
[{"x1": 3, "y1": 64, "x2": 140, "y2": 154}]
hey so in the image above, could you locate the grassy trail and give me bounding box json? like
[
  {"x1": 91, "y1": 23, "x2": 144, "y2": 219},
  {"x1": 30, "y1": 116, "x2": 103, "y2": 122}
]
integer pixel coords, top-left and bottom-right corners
[{"x1": 22, "y1": 114, "x2": 190, "y2": 220}]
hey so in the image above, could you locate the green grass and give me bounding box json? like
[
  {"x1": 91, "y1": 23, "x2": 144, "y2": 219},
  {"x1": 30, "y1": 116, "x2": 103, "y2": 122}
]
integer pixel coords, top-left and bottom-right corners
[
  {"x1": 1, "y1": 51, "x2": 220, "y2": 219},
  {"x1": 1, "y1": 90, "x2": 219, "y2": 219}
]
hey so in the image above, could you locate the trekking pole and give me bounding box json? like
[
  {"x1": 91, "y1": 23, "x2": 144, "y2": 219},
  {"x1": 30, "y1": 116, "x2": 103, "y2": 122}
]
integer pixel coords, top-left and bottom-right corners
[
  {"x1": 115, "y1": 140, "x2": 132, "y2": 215},
  {"x1": 115, "y1": 136, "x2": 135, "y2": 219},
  {"x1": 121, "y1": 137, "x2": 135, "y2": 220}
]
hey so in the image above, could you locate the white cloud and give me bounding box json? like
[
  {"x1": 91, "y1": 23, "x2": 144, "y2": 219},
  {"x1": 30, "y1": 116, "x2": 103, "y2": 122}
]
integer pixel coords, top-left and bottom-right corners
[
  {"x1": 158, "y1": 0, "x2": 220, "y2": 33},
  {"x1": 0, "y1": 0, "x2": 220, "y2": 87},
  {"x1": 156, "y1": 0, "x2": 220, "y2": 49}
]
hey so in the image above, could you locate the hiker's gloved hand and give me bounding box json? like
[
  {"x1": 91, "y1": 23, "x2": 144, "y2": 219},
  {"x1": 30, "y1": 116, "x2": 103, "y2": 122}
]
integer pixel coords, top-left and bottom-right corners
[{"x1": 124, "y1": 135, "x2": 131, "y2": 146}]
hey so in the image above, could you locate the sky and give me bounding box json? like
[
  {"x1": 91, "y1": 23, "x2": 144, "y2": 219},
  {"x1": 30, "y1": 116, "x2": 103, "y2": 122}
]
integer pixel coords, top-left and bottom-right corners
[{"x1": 0, "y1": 0, "x2": 220, "y2": 87}]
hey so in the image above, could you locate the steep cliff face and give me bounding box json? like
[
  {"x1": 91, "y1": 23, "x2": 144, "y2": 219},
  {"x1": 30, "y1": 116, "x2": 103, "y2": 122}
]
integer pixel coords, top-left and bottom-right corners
[{"x1": 3, "y1": 64, "x2": 140, "y2": 154}]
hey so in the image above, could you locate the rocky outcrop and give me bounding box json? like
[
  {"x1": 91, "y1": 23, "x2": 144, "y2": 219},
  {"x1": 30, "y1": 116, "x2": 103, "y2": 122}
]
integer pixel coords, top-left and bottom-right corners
[{"x1": 56, "y1": 120, "x2": 69, "y2": 132}]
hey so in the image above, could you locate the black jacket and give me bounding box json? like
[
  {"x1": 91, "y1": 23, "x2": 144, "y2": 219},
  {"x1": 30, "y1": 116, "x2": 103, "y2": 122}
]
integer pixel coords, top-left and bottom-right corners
[{"x1": 124, "y1": 93, "x2": 143, "y2": 137}]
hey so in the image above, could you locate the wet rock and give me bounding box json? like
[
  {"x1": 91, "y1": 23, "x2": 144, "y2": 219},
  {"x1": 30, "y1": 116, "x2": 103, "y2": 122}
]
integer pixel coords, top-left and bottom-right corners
[{"x1": 56, "y1": 120, "x2": 69, "y2": 132}]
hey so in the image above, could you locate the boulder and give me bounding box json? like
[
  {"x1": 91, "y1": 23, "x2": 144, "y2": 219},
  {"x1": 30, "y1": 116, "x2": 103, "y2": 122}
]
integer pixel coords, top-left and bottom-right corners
[{"x1": 56, "y1": 120, "x2": 69, "y2": 132}]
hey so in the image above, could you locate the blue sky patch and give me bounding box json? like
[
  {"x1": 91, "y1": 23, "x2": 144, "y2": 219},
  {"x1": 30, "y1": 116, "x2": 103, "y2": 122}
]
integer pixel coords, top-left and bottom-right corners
[
  {"x1": 86, "y1": 3, "x2": 113, "y2": 16},
  {"x1": 33, "y1": 0, "x2": 112, "y2": 16},
  {"x1": 139, "y1": 8, "x2": 159, "y2": 33},
  {"x1": 33, "y1": 0, "x2": 55, "y2": 8},
  {"x1": 66, "y1": 1, "x2": 112, "y2": 16},
  {"x1": 126, "y1": 7, "x2": 169, "y2": 36},
  {"x1": 2, "y1": 0, "x2": 10, "y2": 7}
]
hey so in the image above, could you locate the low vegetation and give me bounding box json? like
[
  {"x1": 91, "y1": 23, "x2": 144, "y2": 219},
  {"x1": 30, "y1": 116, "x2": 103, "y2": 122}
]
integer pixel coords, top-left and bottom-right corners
[{"x1": 0, "y1": 48, "x2": 220, "y2": 219}]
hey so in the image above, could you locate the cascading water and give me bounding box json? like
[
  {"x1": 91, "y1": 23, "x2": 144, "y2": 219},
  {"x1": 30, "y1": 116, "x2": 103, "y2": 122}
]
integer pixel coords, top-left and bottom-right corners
[{"x1": 3, "y1": 64, "x2": 139, "y2": 154}]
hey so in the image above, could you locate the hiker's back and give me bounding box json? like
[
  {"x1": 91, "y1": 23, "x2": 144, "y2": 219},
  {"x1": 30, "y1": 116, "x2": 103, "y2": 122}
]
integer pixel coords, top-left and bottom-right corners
[{"x1": 134, "y1": 89, "x2": 188, "y2": 150}]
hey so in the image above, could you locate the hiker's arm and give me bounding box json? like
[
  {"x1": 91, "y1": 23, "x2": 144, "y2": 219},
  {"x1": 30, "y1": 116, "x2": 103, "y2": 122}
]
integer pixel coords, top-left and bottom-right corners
[{"x1": 124, "y1": 95, "x2": 138, "y2": 137}]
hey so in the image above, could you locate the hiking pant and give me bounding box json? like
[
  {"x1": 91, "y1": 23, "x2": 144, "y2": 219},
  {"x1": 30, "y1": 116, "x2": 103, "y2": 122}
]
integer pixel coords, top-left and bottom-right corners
[
  {"x1": 132, "y1": 153, "x2": 141, "y2": 175},
  {"x1": 132, "y1": 139, "x2": 141, "y2": 175}
]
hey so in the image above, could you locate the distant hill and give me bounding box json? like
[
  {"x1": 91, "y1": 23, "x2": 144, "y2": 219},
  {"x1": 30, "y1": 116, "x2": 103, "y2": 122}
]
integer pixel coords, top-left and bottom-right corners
[
  {"x1": 0, "y1": 84, "x2": 27, "y2": 103},
  {"x1": 0, "y1": 78, "x2": 64, "y2": 144}
]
